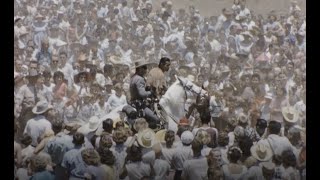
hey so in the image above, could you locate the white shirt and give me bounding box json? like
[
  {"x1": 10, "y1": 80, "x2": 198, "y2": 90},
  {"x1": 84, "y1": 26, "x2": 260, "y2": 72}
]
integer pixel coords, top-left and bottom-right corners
[
  {"x1": 23, "y1": 115, "x2": 52, "y2": 146},
  {"x1": 260, "y1": 134, "x2": 294, "y2": 156},
  {"x1": 172, "y1": 145, "x2": 193, "y2": 170},
  {"x1": 106, "y1": 93, "x2": 127, "y2": 111},
  {"x1": 153, "y1": 159, "x2": 170, "y2": 180},
  {"x1": 181, "y1": 156, "x2": 208, "y2": 180}
]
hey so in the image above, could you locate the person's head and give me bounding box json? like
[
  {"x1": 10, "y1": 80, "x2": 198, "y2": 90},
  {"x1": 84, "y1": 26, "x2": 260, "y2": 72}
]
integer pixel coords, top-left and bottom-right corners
[
  {"x1": 164, "y1": 130, "x2": 175, "y2": 148},
  {"x1": 136, "y1": 65, "x2": 148, "y2": 76},
  {"x1": 81, "y1": 148, "x2": 101, "y2": 166},
  {"x1": 41, "y1": 39, "x2": 49, "y2": 51},
  {"x1": 275, "y1": 87, "x2": 286, "y2": 97},
  {"x1": 218, "y1": 131, "x2": 229, "y2": 147},
  {"x1": 103, "y1": 64, "x2": 114, "y2": 77},
  {"x1": 72, "y1": 132, "x2": 85, "y2": 146},
  {"x1": 102, "y1": 118, "x2": 113, "y2": 133},
  {"x1": 59, "y1": 51, "x2": 68, "y2": 66},
  {"x1": 29, "y1": 154, "x2": 48, "y2": 173},
  {"x1": 99, "y1": 134, "x2": 113, "y2": 149},
  {"x1": 192, "y1": 139, "x2": 203, "y2": 156},
  {"x1": 114, "y1": 83, "x2": 123, "y2": 96},
  {"x1": 238, "y1": 136, "x2": 253, "y2": 158},
  {"x1": 20, "y1": 134, "x2": 32, "y2": 147},
  {"x1": 159, "y1": 57, "x2": 171, "y2": 72},
  {"x1": 228, "y1": 146, "x2": 243, "y2": 163},
  {"x1": 126, "y1": 145, "x2": 142, "y2": 162},
  {"x1": 287, "y1": 127, "x2": 301, "y2": 146},
  {"x1": 251, "y1": 73, "x2": 261, "y2": 87},
  {"x1": 53, "y1": 71, "x2": 64, "y2": 85},
  {"x1": 98, "y1": 147, "x2": 115, "y2": 166},
  {"x1": 282, "y1": 150, "x2": 297, "y2": 168},
  {"x1": 181, "y1": 130, "x2": 194, "y2": 146},
  {"x1": 272, "y1": 154, "x2": 282, "y2": 166},
  {"x1": 112, "y1": 128, "x2": 128, "y2": 144},
  {"x1": 51, "y1": 119, "x2": 63, "y2": 134},
  {"x1": 268, "y1": 121, "x2": 282, "y2": 135},
  {"x1": 256, "y1": 119, "x2": 268, "y2": 136}
]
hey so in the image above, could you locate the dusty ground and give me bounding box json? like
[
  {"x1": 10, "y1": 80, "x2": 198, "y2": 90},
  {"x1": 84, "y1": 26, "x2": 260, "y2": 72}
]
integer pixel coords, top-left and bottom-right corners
[{"x1": 152, "y1": 0, "x2": 306, "y2": 17}]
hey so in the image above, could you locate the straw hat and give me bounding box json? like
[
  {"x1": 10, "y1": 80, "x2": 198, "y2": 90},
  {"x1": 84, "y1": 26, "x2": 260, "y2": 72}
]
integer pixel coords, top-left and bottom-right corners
[
  {"x1": 133, "y1": 58, "x2": 152, "y2": 69},
  {"x1": 155, "y1": 129, "x2": 167, "y2": 144},
  {"x1": 137, "y1": 128, "x2": 156, "y2": 148},
  {"x1": 32, "y1": 101, "x2": 53, "y2": 114},
  {"x1": 35, "y1": 14, "x2": 45, "y2": 20},
  {"x1": 282, "y1": 106, "x2": 299, "y2": 123},
  {"x1": 77, "y1": 116, "x2": 101, "y2": 135},
  {"x1": 250, "y1": 142, "x2": 273, "y2": 162},
  {"x1": 195, "y1": 129, "x2": 211, "y2": 145}
]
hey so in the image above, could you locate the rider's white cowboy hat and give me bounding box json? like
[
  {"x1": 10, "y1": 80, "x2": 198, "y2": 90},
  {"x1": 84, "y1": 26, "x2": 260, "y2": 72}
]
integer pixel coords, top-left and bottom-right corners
[
  {"x1": 32, "y1": 101, "x2": 53, "y2": 114},
  {"x1": 137, "y1": 128, "x2": 156, "y2": 148}
]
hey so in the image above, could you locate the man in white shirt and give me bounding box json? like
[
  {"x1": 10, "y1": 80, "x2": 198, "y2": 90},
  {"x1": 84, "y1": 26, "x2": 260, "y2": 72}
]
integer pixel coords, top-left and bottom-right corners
[
  {"x1": 259, "y1": 121, "x2": 294, "y2": 156},
  {"x1": 23, "y1": 101, "x2": 53, "y2": 146},
  {"x1": 106, "y1": 83, "x2": 127, "y2": 111}
]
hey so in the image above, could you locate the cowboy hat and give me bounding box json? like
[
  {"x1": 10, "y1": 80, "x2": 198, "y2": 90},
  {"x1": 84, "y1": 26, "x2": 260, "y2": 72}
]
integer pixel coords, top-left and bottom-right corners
[
  {"x1": 137, "y1": 128, "x2": 156, "y2": 148},
  {"x1": 250, "y1": 142, "x2": 273, "y2": 162},
  {"x1": 195, "y1": 129, "x2": 211, "y2": 145},
  {"x1": 155, "y1": 129, "x2": 167, "y2": 144},
  {"x1": 77, "y1": 116, "x2": 101, "y2": 135},
  {"x1": 132, "y1": 58, "x2": 152, "y2": 69},
  {"x1": 282, "y1": 106, "x2": 299, "y2": 123},
  {"x1": 32, "y1": 101, "x2": 53, "y2": 114}
]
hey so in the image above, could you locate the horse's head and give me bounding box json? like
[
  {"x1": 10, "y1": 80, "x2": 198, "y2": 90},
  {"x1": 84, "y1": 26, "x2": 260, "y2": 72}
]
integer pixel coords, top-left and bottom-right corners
[{"x1": 177, "y1": 76, "x2": 209, "y2": 102}]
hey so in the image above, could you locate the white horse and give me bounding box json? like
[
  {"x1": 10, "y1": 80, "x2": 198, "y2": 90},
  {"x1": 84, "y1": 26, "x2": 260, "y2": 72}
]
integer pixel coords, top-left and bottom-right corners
[{"x1": 158, "y1": 76, "x2": 208, "y2": 133}]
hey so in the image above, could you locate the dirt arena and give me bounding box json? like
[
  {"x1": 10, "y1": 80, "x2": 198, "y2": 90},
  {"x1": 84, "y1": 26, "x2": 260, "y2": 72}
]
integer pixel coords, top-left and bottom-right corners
[{"x1": 152, "y1": 0, "x2": 306, "y2": 17}]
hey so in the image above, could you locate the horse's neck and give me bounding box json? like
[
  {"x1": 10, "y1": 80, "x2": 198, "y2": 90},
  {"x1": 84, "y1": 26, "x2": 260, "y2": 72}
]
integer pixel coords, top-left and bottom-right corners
[{"x1": 161, "y1": 81, "x2": 186, "y2": 116}]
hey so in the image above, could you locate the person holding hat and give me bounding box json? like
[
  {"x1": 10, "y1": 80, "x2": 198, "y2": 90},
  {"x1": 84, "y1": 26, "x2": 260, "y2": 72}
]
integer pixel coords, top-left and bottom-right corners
[
  {"x1": 129, "y1": 59, "x2": 160, "y2": 129},
  {"x1": 172, "y1": 130, "x2": 194, "y2": 180},
  {"x1": 23, "y1": 100, "x2": 53, "y2": 147}
]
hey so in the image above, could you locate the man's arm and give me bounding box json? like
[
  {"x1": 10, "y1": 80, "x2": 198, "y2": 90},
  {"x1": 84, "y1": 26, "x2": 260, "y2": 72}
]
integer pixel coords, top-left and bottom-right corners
[{"x1": 136, "y1": 78, "x2": 152, "y2": 98}]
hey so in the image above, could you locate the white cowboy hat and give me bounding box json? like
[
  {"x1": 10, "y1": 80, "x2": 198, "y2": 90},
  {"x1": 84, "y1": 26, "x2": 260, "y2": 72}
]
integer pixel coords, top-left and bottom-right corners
[
  {"x1": 32, "y1": 101, "x2": 53, "y2": 114},
  {"x1": 77, "y1": 116, "x2": 101, "y2": 135},
  {"x1": 137, "y1": 128, "x2": 156, "y2": 148},
  {"x1": 132, "y1": 58, "x2": 152, "y2": 69},
  {"x1": 250, "y1": 142, "x2": 273, "y2": 162},
  {"x1": 155, "y1": 129, "x2": 167, "y2": 144},
  {"x1": 282, "y1": 106, "x2": 299, "y2": 123}
]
